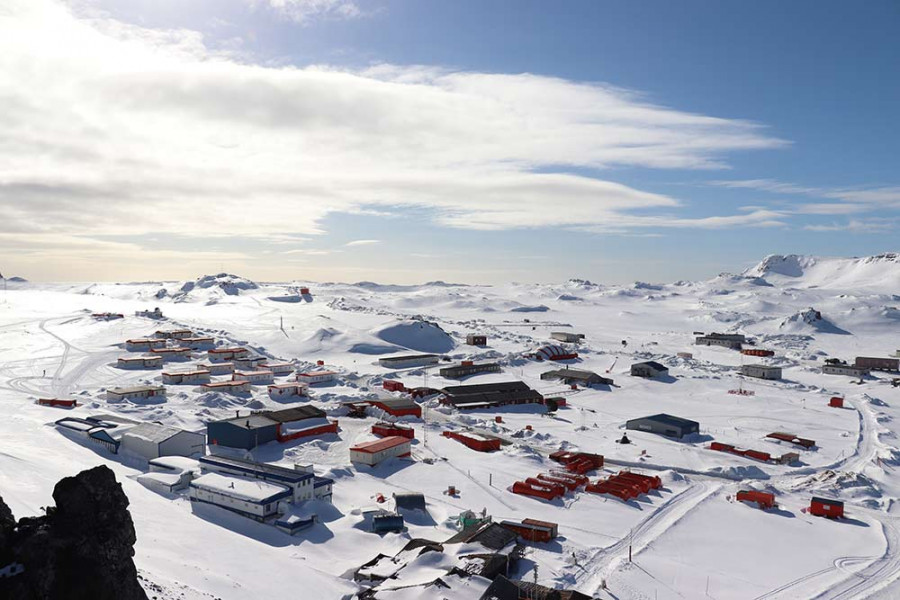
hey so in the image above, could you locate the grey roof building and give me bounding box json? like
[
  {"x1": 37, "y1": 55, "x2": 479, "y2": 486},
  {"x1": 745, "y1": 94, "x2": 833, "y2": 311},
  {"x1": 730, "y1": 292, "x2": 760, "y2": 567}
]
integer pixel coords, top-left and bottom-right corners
[
  {"x1": 630, "y1": 361, "x2": 669, "y2": 378},
  {"x1": 822, "y1": 364, "x2": 869, "y2": 377},
  {"x1": 626, "y1": 413, "x2": 700, "y2": 438},
  {"x1": 378, "y1": 354, "x2": 441, "y2": 369},
  {"x1": 439, "y1": 362, "x2": 501, "y2": 379},
  {"x1": 440, "y1": 381, "x2": 543, "y2": 409},
  {"x1": 120, "y1": 423, "x2": 205, "y2": 461},
  {"x1": 741, "y1": 364, "x2": 782, "y2": 380},
  {"x1": 540, "y1": 368, "x2": 613, "y2": 386},
  {"x1": 206, "y1": 406, "x2": 327, "y2": 449}
]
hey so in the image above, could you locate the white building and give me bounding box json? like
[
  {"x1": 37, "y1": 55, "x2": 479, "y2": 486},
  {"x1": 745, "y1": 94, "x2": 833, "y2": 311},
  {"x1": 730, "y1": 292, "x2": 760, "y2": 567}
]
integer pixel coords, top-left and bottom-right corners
[
  {"x1": 207, "y1": 347, "x2": 250, "y2": 363},
  {"x1": 550, "y1": 331, "x2": 584, "y2": 343},
  {"x1": 149, "y1": 347, "x2": 192, "y2": 361},
  {"x1": 268, "y1": 383, "x2": 309, "y2": 399},
  {"x1": 741, "y1": 364, "x2": 782, "y2": 380},
  {"x1": 233, "y1": 356, "x2": 268, "y2": 370},
  {"x1": 137, "y1": 456, "x2": 199, "y2": 493},
  {"x1": 120, "y1": 423, "x2": 205, "y2": 461},
  {"x1": 296, "y1": 370, "x2": 337, "y2": 385},
  {"x1": 233, "y1": 370, "x2": 275, "y2": 385},
  {"x1": 201, "y1": 380, "x2": 251, "y2": 394},
  {"x1": 378, "y1": 354, "x2": 440, "y2": 369},
  {"x1": 350, "y1": 436, "x2": 412, "y2": 466},
  {"x1": 117, "y1": 355, "x2": 163, "y2": 369},
  {"x1": 261, "y1": 361, "x2": 295, "y2": 375},
  {"x1": 161, "y1": 369, "x2": 211, "y2": 385},
  {"x1": 155, "y1": 329, "x2": 193, "y2": 340},
  {"x1": 182, "y1": 337, "x2": 216, "y2": 350},
  {"x1": 198, "y1": 455, "x2": 332, "y2": 503},
  {"x1": 198, "y1": 362, "x2": 234, "y2": 376},
  {"x1": 822, "y1": 364, "x2": 869, "y2": 377},
  {"x1": 135, "y1": 307, "x2": 164, "y2": 319},
  {"x1": 125, "y1": 338, "x2": 166, "y2": 352},
  {"x1": 106, "y1": 385, "x2": 166, "y2": 402},
  {"x1": 189, "y1": 472, "x2": 291, "y2": 521}
]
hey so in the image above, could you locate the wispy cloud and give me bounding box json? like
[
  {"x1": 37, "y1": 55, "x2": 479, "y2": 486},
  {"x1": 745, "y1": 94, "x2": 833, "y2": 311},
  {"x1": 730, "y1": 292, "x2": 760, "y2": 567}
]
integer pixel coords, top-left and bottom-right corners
[
  {"x1": 708, "y1": 179, "x2": 900, "y2": 216},
  {"x1": 0, "y1": 0, "x2": 789, "y2": 276},
  {"x1": 248, "y1": 0, "x2": 363, "y2": 24},
  {"x1": 803, "y1": 218, "x2": 896, "y2": 233},
  {"x1": 345, "y1": 239, "x2": 381, "y2": 247}
]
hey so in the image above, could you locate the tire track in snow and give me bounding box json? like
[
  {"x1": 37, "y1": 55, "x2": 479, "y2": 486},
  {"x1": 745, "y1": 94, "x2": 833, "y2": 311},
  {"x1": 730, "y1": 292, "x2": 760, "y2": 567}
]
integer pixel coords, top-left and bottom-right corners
[{"x1": 571, "y1": 480, "x2": 721, "y2": 594}]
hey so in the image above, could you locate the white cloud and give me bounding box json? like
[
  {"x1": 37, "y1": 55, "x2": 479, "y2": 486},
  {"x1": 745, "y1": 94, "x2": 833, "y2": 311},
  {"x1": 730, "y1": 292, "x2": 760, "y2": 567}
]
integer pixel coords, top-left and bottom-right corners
[
  {"x1": 345, "y1": 240, "x2": 380, "y2": 246},
  {"x1": 250, "y1": 0, "x2": 362, "y2": 23},
  {"x1": 708, "y1": 179, "x2": 900, "y2": 215},
  {"x1": 0, "y1": 0, "x2": 788, "y2": 268},
  {"x1": 803, "y1": 218, "x2": 896, "y2": 233}
]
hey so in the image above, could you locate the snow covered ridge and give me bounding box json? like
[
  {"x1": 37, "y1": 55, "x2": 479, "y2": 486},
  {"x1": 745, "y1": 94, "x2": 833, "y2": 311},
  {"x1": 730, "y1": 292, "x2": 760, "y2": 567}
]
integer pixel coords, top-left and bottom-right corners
[
  {"x1": 184, "y1": 273, "x2": 259, "y2": 294},
  {"x1": 743, "y1": 253, "x2": 900, "y2": 291}
]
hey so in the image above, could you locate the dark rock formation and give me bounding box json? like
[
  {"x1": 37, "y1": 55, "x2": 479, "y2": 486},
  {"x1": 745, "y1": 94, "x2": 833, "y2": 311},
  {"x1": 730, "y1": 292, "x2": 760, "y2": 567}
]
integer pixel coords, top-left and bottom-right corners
[{"x1": 0, "y1": 465, "x2": 147, "y2": 600}]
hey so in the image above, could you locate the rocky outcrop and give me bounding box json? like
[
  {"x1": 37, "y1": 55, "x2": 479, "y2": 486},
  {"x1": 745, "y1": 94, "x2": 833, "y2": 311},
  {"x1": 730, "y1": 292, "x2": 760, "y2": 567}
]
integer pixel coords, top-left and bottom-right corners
[{"x1": 0, "y1": 465, "x2": 147, "y2": 600}]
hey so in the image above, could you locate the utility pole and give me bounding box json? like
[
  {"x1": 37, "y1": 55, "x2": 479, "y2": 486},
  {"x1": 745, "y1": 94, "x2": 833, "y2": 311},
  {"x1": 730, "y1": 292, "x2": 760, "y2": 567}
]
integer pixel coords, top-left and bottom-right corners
[
  {"x1": 628, "y1": 527, "x2": 633, "y2": 563},
  {"x1": 422, "y1": 402, "x2": 428, "y2": 449}
]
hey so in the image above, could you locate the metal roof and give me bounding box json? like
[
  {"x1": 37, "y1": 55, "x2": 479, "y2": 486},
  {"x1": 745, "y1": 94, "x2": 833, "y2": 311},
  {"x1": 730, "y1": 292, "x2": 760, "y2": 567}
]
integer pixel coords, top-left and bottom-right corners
[
  {"x1": 350, "y1": 436, "x2": 410, "y2": 453},
  {"x1": 442, "y1": 381, "x2": 531, "y2": 396},
  {"x1": 213, "y1": 414, "x2": 277, "y2": 430},
  {"x1": 393, "y1": 492, "x2": 426, "y2": 511},
  {"x1": 259, "y1": 406, "x2": 325, "y2": 423},
  {"x1": 199, "y1": 455, "x2": 314, "y2": 484},
  {"x1": 628, "y1": 413, "x2": 699, "y2": 429},
  {"x1": 634, "y1": 361, "x2": 668, "y2": 371},
  {"x1": 370, "y1": 397, "x2": 419, "y2": 410},
  {"x1": 121, "y1": 422, "x2": 188, "y2": 444},
  {"x1": 444, "y1": 521, "x2": 517, "y2": 550},
  {"x1": 108, "y1": 385, "x2": 165, "y2": 394}
]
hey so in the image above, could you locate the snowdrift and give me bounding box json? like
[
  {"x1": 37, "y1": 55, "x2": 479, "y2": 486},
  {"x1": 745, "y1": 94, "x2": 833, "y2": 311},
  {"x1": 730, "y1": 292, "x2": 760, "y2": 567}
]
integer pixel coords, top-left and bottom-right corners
[{"x1": 372, "y1": 320, "x2": 455, "y2": 354}]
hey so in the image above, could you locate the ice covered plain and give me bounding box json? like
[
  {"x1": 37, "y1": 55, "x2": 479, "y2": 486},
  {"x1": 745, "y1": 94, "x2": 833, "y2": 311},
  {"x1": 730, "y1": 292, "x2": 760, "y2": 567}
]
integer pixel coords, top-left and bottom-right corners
[{"x1": 1, "y1": 253, "x2": 900, "y2": 599}]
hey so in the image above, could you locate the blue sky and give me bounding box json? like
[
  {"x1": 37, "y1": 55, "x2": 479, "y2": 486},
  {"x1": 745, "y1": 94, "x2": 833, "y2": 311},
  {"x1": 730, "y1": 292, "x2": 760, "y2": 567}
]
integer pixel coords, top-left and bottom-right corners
[{"x1": 1, "y1": 0, "x2": 898, "y2": 283}]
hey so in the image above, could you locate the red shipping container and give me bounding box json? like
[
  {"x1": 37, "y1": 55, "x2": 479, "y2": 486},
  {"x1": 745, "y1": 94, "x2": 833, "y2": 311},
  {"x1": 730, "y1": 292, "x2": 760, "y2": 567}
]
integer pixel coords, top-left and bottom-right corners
[
  {"x1": 829, "y1": 397, "x2": 844, "y2": 408},
  {"x1": 383, "y1": 380, "x2": 406, "y2": 392},
  {"x1": 736, "y1": 490, "x2": 775, "y2": 509},
  {"x1": 512, "y1": 481, "x2": 560, "y2": 500}
]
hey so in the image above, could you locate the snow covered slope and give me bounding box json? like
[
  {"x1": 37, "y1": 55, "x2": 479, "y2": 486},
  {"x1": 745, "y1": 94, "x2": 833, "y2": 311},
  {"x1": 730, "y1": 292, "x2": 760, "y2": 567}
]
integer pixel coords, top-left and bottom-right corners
[{"x1": 1, "y1": 253, "x2": 900, "y2": 599}]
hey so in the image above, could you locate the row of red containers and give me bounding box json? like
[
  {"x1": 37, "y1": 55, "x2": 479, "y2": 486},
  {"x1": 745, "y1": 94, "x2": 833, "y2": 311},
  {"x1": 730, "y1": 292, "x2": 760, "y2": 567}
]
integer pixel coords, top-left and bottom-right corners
[
  {"x1": 585, "y1": 471, "x2": 662, "y2": 502},
  {"x1": 511, "y1": 470, "x2": 590, "y2": 500},
  {"x1": 741, "y1": 348, "x2": 775, "y2": 357},
  {"x1": 549, "y1": 451, "x2": 604, "y2": 474},
  {"x1": 710, "y1": 442, "x2": 771, "y2": 462}
]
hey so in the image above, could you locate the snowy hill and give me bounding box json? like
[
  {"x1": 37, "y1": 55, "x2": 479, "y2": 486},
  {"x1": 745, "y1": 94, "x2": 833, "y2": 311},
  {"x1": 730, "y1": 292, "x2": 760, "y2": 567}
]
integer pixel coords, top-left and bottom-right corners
[{"x1": 744, "y1": 253, "x2": 900, "y2": 291}]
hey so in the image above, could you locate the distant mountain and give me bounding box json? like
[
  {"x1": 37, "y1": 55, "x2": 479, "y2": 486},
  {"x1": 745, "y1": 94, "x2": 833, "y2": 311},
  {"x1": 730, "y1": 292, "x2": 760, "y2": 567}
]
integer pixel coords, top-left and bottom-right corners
[{"x1": 743, "y1": 253, "x2": 900, "y2": 291}]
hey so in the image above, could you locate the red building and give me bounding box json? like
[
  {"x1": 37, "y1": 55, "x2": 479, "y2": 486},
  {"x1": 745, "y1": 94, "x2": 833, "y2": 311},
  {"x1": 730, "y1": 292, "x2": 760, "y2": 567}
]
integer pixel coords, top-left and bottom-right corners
[
  {"x1": 549, "y1": 450, "x2": 604, "y2": 474},
  {"x1": 276, "y1": 419, "x2": 338, "y2": 442},
  {"x1": 442, "y1": 430, "x2": 501, "y2": 452},
  {"x1": 741, "y1": 348, "x2": 775, "y2": 357},
  {"x1": 829, "y1": 397, "x2": 844, "y2": 408},
  {"x1": 767, "y1": 432, "x2": 816, "y2": 449},
  {"x1": 736, "y1": 490, "x2": 775, "y2": 509},
  {"x1": 501, "y1": 519, "x2": 558, "y2": 542},
  {"x1": 511, "y1": 480, "x2": 561, "y2": 501},
  {"x1": 367, "y1": 398, "x2": 421, "y2": 418},
  {"x1": 382, "y1": 380, "x2": 406, "y2": 393},
  {"x1": 37, "y1": 398, "x2": 77, "y2": 408},
  {"x1": 372, "y1": 422, "x2": 415, "y2": 439},
  {"x1": 810, "y1": 497, "x2": 844, "y2": 518}
]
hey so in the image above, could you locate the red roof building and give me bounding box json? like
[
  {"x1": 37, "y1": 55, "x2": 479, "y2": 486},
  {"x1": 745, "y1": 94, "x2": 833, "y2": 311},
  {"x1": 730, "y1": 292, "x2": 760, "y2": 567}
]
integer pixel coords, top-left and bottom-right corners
[{"x1": 350, "y1": 436, "x2": 412, "y2": 466}]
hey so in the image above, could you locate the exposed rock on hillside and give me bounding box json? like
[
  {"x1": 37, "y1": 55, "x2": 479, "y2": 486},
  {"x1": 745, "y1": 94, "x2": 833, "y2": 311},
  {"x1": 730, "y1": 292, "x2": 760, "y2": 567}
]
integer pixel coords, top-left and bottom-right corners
[{"x1": 0, "y1": 465, "x2": 147, "y2": 600}]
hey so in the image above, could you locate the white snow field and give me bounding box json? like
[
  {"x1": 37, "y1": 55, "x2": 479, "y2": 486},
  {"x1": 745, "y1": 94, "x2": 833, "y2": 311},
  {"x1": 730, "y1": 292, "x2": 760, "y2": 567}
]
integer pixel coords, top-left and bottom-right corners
[{"x1": 1, "y1": 254, "x2": 900, "y2": 599}]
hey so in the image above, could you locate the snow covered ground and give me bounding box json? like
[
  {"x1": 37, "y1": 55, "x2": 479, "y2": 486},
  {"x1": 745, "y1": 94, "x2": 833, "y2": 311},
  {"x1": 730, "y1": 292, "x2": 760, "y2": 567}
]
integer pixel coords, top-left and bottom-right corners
[{"x1": 1, "y1": 254, "x2": 900, "y2": 599}]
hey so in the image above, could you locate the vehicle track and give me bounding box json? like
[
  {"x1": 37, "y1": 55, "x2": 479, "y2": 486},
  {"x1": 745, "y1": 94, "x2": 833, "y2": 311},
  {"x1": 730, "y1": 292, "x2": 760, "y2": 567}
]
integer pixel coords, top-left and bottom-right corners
[{"x1": 574, "y1": 480, "x2": 721, "y2": 594}]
